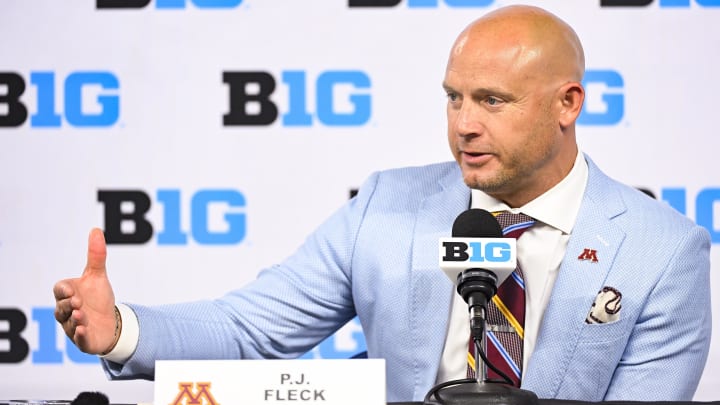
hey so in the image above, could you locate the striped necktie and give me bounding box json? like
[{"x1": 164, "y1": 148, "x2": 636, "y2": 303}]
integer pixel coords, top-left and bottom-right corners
[{"x1": 467, "y1": 211, "x2": 535, "y2": 387}]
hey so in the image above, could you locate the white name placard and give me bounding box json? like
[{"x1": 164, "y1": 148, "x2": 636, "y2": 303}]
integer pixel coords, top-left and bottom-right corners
[{"x1": 154, "y1": 359, "x2": 386, "y2": 405}]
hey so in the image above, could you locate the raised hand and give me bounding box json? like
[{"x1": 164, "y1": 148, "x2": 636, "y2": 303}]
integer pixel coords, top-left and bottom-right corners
[{"x1": 53, "y1": 228, "x2": 119, "y2": 355}]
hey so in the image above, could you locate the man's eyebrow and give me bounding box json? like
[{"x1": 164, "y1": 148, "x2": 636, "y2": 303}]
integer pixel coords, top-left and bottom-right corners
[
  {"x1": 441, "y1": 83, "x2": 515, "y2": 101},
  {"x1": 471, "y1": 87, "x2": 515, "y2": 101}
]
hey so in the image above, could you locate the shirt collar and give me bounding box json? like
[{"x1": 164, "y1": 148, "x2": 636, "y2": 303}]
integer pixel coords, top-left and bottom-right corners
[{"x1": 470, "y1": 150, "x2": 588, "y2": 234}]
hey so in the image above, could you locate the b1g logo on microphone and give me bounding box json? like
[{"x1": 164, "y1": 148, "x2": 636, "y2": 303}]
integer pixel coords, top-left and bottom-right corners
[
  {"x1": 98, "y1": 189, "x2": 246, "y2": 245},
  {"x1": 439, "y1": 238, "x2": 517, "y2": 270},
  {"x1": 0, "y1": 71, "x2": 120, "y2": 128},
  {"x1": 349, "y1": 0, "x2": 493, "y2": 7},
  {"x1": 578, "y1": 69, "x2": 624, "y2": 126},
  {"x1": 223, "y1": 70, "x2": 371, "y2": 127},
  {"x1": 600, "y1": 0, "x2": 719, "y2": 6},
  {"x1": 97, "y1": 0, "x2": 243, "y2": 9}
]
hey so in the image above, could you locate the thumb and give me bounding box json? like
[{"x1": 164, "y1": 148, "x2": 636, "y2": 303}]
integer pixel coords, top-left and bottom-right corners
[{"x1": 83, "y1": 228, "x2": 107, "y2": 277}]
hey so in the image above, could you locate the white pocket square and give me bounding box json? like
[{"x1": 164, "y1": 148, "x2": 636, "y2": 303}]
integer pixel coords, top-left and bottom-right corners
[{"x1": 585, "y1": 286, "x2": 622, "y2": 324}]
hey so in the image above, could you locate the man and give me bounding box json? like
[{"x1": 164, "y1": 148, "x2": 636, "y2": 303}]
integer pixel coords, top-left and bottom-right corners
[{"x1": 54, "y1": 5, "x2": 711, "y2": 402}]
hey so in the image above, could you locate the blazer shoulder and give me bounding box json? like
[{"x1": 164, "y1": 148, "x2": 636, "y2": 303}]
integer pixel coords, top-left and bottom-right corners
[
  {"x1": 363, "y1": 161, "x2": 461, "y2": 196},
  {"x1": 586, "y1": 157, "x2": 705, "y2": 239},
  {"x1": 375, "y1": 161, "x2": 459, "y2": 184}
]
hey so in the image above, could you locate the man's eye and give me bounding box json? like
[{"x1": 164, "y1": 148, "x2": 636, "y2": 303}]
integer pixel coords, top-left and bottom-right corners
[
  {"x1": 487, "y1": 96, "x2": 500, "y2": 105},
  {"x1": 447, "y1": 93, "x2": 459, "y2": 102}
]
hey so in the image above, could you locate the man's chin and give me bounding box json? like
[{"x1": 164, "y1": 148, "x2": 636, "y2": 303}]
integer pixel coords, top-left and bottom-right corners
[
  {"x1": 463, "y1": 178, "x2": 501, "y2": 193},
  {"x1": 462, "y1": 171, "x2": 498, "y2": 191}
]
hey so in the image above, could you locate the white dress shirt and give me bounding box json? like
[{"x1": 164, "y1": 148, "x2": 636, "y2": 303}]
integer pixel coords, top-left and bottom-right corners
[{"x1": 435, "y1": 151, "x2": 588, "y2": 383}]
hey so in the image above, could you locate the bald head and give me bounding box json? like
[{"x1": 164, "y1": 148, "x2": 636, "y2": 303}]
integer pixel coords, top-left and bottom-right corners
[
  {"x1": 451, "y1": 5, "x2": 585, "y2": 84},
  {"x1": 443, "y1": 5, "x2": 587, "y2": 206}
]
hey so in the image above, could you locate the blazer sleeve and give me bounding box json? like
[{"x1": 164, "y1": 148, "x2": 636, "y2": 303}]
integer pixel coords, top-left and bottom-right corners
[
  {"x1": 604, "y1": 225, "x2": 712, "y2": 400},
  {"x1": 101, "y1": 171, "x2": 382, "y2": 380}
]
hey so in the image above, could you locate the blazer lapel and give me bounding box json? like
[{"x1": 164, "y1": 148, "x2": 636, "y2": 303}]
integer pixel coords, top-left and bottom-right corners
[
  {"x1": 410, "y1": 165, "x2": 471, "y2": 399},
  {"x1": 523, "y1": 156, "x2": 627, "y2": 398}
]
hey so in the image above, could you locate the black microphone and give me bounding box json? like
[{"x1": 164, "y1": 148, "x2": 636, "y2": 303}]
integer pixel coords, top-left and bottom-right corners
[
  {"x1": 425, "y1": 209, "x2": 539, "y2": 405},
  {"x1": 451, "y1": 209, "x2": 505, "y2": 341},
  {"x1": 439, "y1": 209, "x2": 518, "y2": 341},
  {"x1": 71, "y1": 392, "x2": 109, "y2": 405}
]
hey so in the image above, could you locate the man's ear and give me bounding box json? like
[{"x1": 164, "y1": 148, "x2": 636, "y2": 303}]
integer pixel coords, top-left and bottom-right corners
[{"x1": 558, "y1": 82, "x2": 585, "y2": 129}]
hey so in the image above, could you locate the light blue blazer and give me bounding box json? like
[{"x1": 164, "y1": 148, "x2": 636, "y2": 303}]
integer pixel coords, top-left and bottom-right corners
[{"x1": 104, "y1": 155, "x2": 711, "y2": 402}]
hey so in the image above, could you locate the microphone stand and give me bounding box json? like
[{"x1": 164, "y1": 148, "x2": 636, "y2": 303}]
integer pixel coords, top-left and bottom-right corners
[
  {"x1": 423, "y1": 269, "x2": 539, "y2": 405},
  {"x1": 470, "y1": 305, "x2": 487, "y2": 384}
]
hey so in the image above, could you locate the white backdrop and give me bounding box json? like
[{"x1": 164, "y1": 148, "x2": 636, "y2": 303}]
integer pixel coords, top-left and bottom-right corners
[{"x1": 1, "y1": 0, "x2": 719, "y2": 403}]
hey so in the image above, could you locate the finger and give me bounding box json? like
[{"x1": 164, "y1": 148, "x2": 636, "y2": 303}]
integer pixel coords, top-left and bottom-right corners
[
  {"x1": 68, "y1": 311, "x2": 85, "y2": 347},
  {"x1": 83, "y1": 228, "x2": 107, "y2": 277},
  {"x1": 53, "y1": 281, "x2": 72, "y2": 301},
  {"x1": 73, "y1": 324, "x2": 92, "y2": 352},
  {"x1": 54, "y1": 298, "x2": 74, "y2": 323},
  {"x1": 54, "y1": 304, "x2": 80, "y2": 342},
  {"x1": 71, "y1": 312, "x2": 96, "y2": 353},
  {"x1": 71, "y1": 306, "x2": 87, "y2": 327}
]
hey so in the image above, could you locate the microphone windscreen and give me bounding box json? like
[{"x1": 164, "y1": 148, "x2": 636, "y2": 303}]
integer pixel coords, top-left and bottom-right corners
[
  {"x1": 452, "y1": 209, "x2": 503, "y2": 238},
  {"x1": 71, "y1": 391, "x2": 110, "y2": 405}
]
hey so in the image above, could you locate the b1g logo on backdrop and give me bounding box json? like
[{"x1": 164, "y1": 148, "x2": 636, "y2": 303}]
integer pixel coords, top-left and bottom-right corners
[
  {"x1": 648, "y1": 187, "x2": 720, "y2": 243},
  {"x1": 98, "y1": 189, "x2": 246, "y2": 245},
  {"x1": 0, "y1": 71, "x2": 120, "y2": 128},
  {"x1": 223, "y1": 70, "x2": 371, "y2": 127},
  {"x1": 301, "y1": 317, "x2": 367, "y2": 359},
  {"x1": 601, "y1": 0, "x2": 719, "y2": 6},
  {"x1": 0, "y1": 307, "x2": 97, "y2": 365},
  {"x1": 348, "y1": 0, "x2": 493, "y2": 7},
  {"x1": 97, "y1": 0, "x2": 243, "y2": 9},
  {"x1": 578, "y1": 69, "x2": 624, "y2": 126}
]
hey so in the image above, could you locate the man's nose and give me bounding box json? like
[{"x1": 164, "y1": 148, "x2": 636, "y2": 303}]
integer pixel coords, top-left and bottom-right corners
[{"x1": 453, "y1": 102, "x2": 485, "y2": 137}]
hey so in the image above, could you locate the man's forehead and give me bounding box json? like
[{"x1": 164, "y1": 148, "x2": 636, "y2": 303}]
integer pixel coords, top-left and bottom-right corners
[
  {"x1": 447, "y1": 42, "x2": 530, "y2": 77},
  {"x1": 443, "y1": 65, "x2": 522, "y2": 97}
]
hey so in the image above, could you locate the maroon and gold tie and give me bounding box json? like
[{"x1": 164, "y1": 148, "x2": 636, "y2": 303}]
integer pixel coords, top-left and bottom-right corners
[{"x1": 467, "y1": 211, "x2": 535, "y2": 387}]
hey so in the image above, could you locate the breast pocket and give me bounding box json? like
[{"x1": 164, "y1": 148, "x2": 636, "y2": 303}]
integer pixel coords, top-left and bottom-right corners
[
  {"x1": 577, "y1": 316, "x2": 631, "y2": 344},
  {"x1": 559, "y1": 318, "x2": 632, "y2": 399}
]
